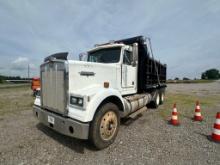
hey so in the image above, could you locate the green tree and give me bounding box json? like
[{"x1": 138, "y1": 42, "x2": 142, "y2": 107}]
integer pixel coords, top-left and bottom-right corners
[
  {"x1": 201, "y1": 68, "x2": 220, "y2": 80},
  {"x1": 0, "y1": 75, "x2": 3, "y2": 83},
  {"x1": 183, "y1": 77, "x2": 190, "y2": 80}
]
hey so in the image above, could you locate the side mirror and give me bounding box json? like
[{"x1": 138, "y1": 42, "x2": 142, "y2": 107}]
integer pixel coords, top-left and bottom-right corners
[
  {"x1": 131, "y1": 61, "x2": 136, "y2": 67},
  {"x1": 79, "y1": 52, "x2": 88, "y2": 61},
  {"x1": 132, "y1": 43, "x2": 138, "y2": 67}
]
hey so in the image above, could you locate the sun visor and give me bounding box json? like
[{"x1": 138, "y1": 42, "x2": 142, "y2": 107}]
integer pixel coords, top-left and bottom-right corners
[{"x1": 44, "y1": 52, "x2": 68, "y2": 62}]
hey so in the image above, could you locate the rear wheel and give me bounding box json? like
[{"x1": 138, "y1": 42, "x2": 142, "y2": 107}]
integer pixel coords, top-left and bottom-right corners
[
  {"x1": 160, "y1": 92, "x2": 165, "y2": 105},
  {"x1": 151, "y1": 92, "x2": 160, "y2": 108},
  {"x1": 89, "y1": 103, "x2": 120, "y2": 149}
]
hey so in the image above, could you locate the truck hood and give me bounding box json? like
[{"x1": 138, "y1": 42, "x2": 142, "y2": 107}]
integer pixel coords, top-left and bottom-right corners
[{"x1": 68, "y1": 60, "x2": 119, "y2": 95}]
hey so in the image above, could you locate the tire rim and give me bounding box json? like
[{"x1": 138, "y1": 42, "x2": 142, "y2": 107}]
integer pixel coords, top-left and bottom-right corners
[
  {"x1": 156, "y1": 94, "x2": 160, "y2": 105},
  {"x1": 100, "y1": 111, "x2": 118, "y2": 141}
]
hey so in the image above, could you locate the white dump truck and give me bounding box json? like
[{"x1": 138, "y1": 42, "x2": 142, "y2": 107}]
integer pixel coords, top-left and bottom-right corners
[{"x1": 33, "y1": 36, "x2": 167, "y2": 149}]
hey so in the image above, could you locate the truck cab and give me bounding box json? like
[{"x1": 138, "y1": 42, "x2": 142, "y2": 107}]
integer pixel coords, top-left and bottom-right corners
[{"x1": 33, "y1": 36, "x2": 166, "y2": 149}]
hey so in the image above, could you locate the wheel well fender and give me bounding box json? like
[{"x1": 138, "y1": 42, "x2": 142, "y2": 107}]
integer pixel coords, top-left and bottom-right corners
[
  {"x1": 85, "y1": 89, "x2": 125, "y2": 121},
  {"x1": 97, "y1": 95, "x2": 124, "y2": 113}
]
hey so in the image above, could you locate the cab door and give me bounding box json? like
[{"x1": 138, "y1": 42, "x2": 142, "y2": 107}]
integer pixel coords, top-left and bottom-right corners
[{"x1": 121, "y1": 49, "x2": 137, "y2": 91}]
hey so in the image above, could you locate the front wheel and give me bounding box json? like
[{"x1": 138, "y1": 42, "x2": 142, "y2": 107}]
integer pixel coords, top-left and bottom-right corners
[{"x1": 89, "y1": 103, "x2": 120, "y2": 149}]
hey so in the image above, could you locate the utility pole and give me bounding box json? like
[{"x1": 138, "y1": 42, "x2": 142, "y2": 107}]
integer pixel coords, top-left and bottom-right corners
[{"x1": 28, "y1": 64, "x2": 30, "y2": 79}]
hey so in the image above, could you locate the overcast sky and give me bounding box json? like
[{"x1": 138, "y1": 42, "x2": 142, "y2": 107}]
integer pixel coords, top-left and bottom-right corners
[{"x1": 0, "y1": 0, "x2": 219, "y2": 79}]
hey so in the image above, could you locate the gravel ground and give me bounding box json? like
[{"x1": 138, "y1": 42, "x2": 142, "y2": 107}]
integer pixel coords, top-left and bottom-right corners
[{"x1": 0, "y1": 82, "x2": 220, "y2": 165}]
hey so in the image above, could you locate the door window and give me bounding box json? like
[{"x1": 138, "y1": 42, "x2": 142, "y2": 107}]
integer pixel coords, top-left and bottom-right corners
[{"x1": 123, "y1": 50, "x2": 132, "y2": 65}]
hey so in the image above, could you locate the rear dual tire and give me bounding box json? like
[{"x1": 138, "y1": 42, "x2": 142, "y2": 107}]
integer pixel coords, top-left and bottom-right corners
[
  {"x1": 160, "y1": 92, "x2": 165, "y2": 105},
  {"x1": 151, "y1": 90, "x2": 165, "y2": 108},
  {"x1": 151, "y1": 92, "x2": 160, "y2": 108}
]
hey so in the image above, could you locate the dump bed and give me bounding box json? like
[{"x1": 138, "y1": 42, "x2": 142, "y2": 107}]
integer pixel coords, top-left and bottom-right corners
[{"x1": 115, "y1": 36, "x2": 167, "y2": 93}]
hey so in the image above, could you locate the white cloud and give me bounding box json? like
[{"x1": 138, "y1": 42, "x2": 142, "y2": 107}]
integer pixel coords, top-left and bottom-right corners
[
  {"x1": 0, "y1": 0, "x2": 220, "y2": 78},
  {"x1": 12, "y1": 57, "x2": 28, "y2": 64},
  {"x1": 11, "y1": 57, "x2": 36, "y2": 71}
]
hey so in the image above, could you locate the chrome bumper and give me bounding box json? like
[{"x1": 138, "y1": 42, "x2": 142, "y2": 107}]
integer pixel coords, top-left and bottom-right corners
[{"x1": 33, "y1": 105, "x2": 89, "y2": 139}]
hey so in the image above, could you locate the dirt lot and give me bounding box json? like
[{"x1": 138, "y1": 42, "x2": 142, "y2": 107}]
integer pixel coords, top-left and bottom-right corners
[{"x1": 0, "y1": 82, "x2": 220, "y2": 165}]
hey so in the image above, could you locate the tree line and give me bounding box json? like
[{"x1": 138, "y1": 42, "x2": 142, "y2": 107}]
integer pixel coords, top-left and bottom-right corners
[
  {"x1": 1, "y1": 68, "x2": 219, "y2": 83},
  {"x1": 170, "y1": 68, "x2": 219, "y2": 81},
  {"x1": 201, "y1": 68, "x2": 220, "y2": 80},
  {"x1": 0, "y1": 75, "x2": 31, "y2": 83}
]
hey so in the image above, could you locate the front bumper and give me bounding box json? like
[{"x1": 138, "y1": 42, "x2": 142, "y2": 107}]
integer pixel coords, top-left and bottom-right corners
[{"x1": 33, "y1": 105, "x2": 90, "y2": 139}]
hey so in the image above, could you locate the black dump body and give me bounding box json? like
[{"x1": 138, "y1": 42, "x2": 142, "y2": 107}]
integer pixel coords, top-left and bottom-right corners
[{"x1": 115, "y1": 36, "x2": 167, "y2": 93}]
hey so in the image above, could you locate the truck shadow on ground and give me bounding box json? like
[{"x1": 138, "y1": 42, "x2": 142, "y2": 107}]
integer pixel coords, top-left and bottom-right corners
[
  {"x1": 36, "y1": 113, "x2": 149, "y2": 153},
  {"x1": 120, "y1": 108, "x2": 157, "y2": 126},
  {"x1": 36, "y1": 123, "x2": 97, "y2": 154},
  {"x1": 121, "y1": 114, "x2": 143, "y2": 126}
]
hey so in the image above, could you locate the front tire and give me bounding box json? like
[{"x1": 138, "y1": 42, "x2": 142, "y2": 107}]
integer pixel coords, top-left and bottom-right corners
[{"x1": 89, "y1": 103, "x2": 120, "y2": 149}]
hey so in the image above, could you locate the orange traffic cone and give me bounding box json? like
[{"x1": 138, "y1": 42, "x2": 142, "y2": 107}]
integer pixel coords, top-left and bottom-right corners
[
  {"x1": 193, "y1": 101, "x2": 203, "y2": 121},
  {"x1": 211, "y1": 112, "x2": 220, "y2": 142},
  {"x1": 169, "y1": 103, "x2": 180, "y2": 126}
]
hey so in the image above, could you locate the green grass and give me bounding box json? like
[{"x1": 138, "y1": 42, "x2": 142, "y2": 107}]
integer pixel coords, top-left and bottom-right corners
[
  {"x1": 0, "y1": 83, "x2": 30, "y2": 89},
  {"x1": 0, "y1": 86, "x2": 34, "y2": 116},
  {"x1": 0, "y1": 82, "x2": 219, "y2": 121},
  {"x1": 159, "y1": 92, "x2": 220, "y2": 120}
]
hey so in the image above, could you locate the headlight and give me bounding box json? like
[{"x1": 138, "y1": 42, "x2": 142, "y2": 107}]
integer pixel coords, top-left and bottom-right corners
[
  {"x1": 71, "y1": 97, "x2": 77, "y2": 104},
  {"x1": 70, "y1": 96, "x2": 84, "y2": 107},
  {"x1": 78, "y1": 98, "x2": 83, "y2": 106}
]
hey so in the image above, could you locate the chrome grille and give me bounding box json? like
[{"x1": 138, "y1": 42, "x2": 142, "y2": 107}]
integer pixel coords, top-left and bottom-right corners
[{"x1": 41, "y1": 61, "x2": 67, "y2": 114}]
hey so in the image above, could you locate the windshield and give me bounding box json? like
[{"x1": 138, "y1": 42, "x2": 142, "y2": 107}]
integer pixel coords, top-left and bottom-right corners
[{"x1": 87, "y1": 47, "x2": 121, "y2": 63}]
